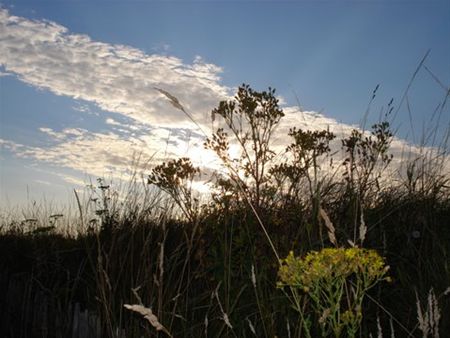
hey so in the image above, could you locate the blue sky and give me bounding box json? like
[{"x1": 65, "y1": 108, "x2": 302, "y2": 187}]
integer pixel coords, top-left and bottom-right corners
[{"x1": 1, "y1": 1, "x2": 449, "y2": 207}]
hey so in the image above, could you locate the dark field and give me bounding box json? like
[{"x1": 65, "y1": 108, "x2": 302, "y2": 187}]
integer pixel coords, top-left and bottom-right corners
[{"x1": 1, "y1": 86, "x2": 449, "y2": 337}]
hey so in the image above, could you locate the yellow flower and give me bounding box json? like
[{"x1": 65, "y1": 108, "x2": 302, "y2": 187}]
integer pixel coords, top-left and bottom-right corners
[
  {"x1": 278, "y1": 247, "x2": 389, "y2": 291},
  {"x1": 278, "y1": 247, "x2": 390, "y2": 337}
]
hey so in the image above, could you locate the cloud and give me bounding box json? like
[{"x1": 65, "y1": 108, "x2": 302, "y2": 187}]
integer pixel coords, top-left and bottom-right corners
[
  {"x1": 0, "y1": 69, "x2": 12, "y2": 77},
  {"x1": 105, "y1": 118, "x2": 121, "y2": 126},
  {"x1": 1, "y1": 8, "x2": 448, "y2": 190},
  {"x1": 34, "y1": 179, "x2": 52, "y2": 186},
  {"x1": 72, "y1": 102, "x2": 98, "y2": 116},
  {"x1": 1, "y1": 126, "x2": 208, "y2": 180},
  {"x1": 0, "y1": 8, "x2": 229, "y2": 129}
]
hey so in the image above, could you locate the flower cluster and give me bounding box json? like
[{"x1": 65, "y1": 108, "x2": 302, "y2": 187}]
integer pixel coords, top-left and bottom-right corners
[
  {"x1": 278, "y1": 248, "x2": 389, "y2": 291},
  {"x1": 278, "y1": 247, "x2": 390, "y2": 337}
]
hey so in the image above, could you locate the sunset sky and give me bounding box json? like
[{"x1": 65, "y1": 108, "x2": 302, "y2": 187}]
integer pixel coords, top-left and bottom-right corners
[{"x1": 1, "y1": 1, "x2": 449, "y2": 207}]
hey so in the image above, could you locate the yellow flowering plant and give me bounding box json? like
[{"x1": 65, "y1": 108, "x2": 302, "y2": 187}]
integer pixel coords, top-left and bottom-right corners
[{"x1": 278, "y1": 248, "x2": 390, "y2": 337}]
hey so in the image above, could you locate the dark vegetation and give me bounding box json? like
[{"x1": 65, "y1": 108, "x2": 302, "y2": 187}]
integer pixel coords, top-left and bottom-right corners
[{"x1": 1, "y1": 84, "x2": 449, "y2": 337}]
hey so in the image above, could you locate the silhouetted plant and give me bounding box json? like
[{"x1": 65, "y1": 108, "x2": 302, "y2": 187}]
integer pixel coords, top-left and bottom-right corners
[
  {"x1": 3, "y1": 81, "x2": 450, "y2": 337},
  {"x1": 148, "y1": 157, "x2": 200, "y2": 222},
  {"x1": 340, "y1": 120, "x2": 394, "y2": 241},
  {"x1": 342, "y1": 121, "x2": 393, "y2": 204},
  {"x1": 404, "y1": 151, "x2": 450, "y2": 200},
  {"x1": 272, "y1": 128, "x2": 336, "y2": 217},
  {"x1": 205, "y1": 84, "x2": 284, "y2": 210}
]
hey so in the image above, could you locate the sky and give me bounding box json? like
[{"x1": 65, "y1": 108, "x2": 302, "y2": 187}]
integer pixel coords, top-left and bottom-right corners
[{"x1": 1, "y1": 0, "x2": 449, "y2": 208}]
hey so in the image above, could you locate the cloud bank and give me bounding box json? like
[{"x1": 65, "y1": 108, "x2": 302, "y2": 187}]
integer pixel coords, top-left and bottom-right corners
[
  {"x1": 1, "y1": 8, "x2": 448, "y2": 191},
  {"x1": 0, "y1": 8, "x2": 227, "y2": 128}
]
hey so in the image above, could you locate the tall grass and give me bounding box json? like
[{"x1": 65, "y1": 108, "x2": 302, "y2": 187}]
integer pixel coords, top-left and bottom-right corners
[{"x1": 1, "y1": 83, "x2": 449, "y2": 337}]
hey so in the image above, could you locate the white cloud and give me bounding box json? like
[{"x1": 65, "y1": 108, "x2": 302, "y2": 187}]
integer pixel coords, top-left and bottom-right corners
[
  {"x1": 55, "y1": 173, "x2": 86, "y2": 187},
  {"x1": 34, "y1": 179, "x2": 52, "y2": 186},
  {"x1": 1, "y1": 8, "x2": 448, "y2": 190},
  {"x1": 39, "y1": 127, "x2": 65, "y2": 140},
  {"x1": 2, "y1": 126, "x2": 203, "y2": 181},
  {"x1": 72, "y1": 103, "x2": 98, "y2": 116},
  {"x1": 0, "y1": 8, "x2": 229, "y2": 129},
  {"x1": 0, "y1": 69, "x2": 12, "y2": 77},
  {"x1": 105, "y1": 118, "x2": 121, "y2": 126}
]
